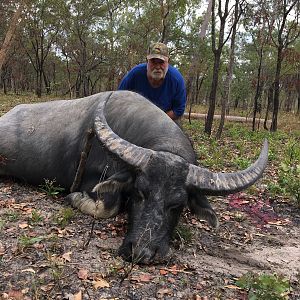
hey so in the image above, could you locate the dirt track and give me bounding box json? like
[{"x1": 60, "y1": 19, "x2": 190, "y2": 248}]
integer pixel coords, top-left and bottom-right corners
[{"x1": 183, "y1": 112, "x2": 272, "y2": 126}]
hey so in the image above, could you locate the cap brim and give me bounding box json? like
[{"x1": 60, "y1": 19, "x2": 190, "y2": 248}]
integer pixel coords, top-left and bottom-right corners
[{"x1": 147, "y1": 54, "x2": 168, "y2": 61}]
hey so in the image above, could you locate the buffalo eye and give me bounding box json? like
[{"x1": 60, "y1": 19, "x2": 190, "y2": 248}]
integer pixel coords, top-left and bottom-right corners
[
  {"x1": 167, "y1": 203, "x2": 184, "y2": 211},
  {"x1": 134, "y1": 176, "x2": 150, "y2": 194}
]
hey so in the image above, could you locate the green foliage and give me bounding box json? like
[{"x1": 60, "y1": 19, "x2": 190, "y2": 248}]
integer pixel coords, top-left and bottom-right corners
[
  {"x1": 174, "y1": 225, "x2": 193, "y2": 244},
  {"x1": 236, "y1": 273, "x2": 291, "y2": 300},
  {"x1": 0, "y1": 218, "x2": 5, "y2": 231},
  {"x1": 54, "y1": 208, "x2": 75, "y2": 228},
  {"x1": 4, "y1": 210, "x2": 20, "y2": 221},
  {"x1": 18, "y1": 235, "x2": 44, "y2": 249},
  {"x1": 234, "y1": 157, "x2": 252, "y2": 169},
  {"x1": 29, "y1": 210, "x2": 44, "y2": 224},
  {"x1": 278, "y1": 141, "x2": 300, "y2": 203},
  {"x1": 39, "y1": 179, "x2": 64, "y2": 197},
  {"x1": 185, "y1": 120, "x2": 299, "y2": 203}
]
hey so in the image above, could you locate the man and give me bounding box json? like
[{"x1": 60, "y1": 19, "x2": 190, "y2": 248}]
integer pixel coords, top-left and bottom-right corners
[{"x1": 118, "y1": 42, "x2": 186, "y2": 120}]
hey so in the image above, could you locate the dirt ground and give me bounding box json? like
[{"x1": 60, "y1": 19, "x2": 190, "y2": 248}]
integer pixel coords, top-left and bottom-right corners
[{"x1": 0, "y1": 178, "x2": 299, "y2": 300}]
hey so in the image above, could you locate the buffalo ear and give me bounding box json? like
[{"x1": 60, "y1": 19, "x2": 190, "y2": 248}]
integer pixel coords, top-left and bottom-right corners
[
  {"x1": 92, "y1": 170, "x2": 133, "y2": 194},
  {"x1": 188, "y1": 192, "x2": 219, "y2": 228}
]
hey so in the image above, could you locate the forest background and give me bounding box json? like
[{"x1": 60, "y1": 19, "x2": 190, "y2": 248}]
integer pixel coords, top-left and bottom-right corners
[
  {"x1": 1, "y1": 1, "x2": 300, "y2": 299},
  {"x1": 0, "y1": 0, "x2": 299, "y2": 136}
]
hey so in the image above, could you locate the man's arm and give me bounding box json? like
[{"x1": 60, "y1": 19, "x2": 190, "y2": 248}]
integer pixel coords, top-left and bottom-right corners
[
  {"x1": 170, "y1": 68, "x2": 187, "y2": 118},
  {"x1": 166, "y1": 110, "x2": 179, "y2": 120}
]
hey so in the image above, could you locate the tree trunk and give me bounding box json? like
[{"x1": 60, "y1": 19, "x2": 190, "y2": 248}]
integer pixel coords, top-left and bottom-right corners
[
  {"x1": 43, "y1": 69, "x2": 51, "y2": 94},
  {"x1": 216, "y1": 0, "x2": 239, "y2": 139},
  {"x1": 205, "y1": 0, "x2": 230, "y2": 136},
  {"x1": 0, "y1": 2, "x2": 25, "y2": 71},
  {"x1": 264, "y1": 85, "x2": 273, "y2": 130},
  {"x1": 252, "y1": 48, "x2": 263, "y2": 131},
  {"x1": 297, "y1": 72, "x2": 300, "y2": 115},
  {"x1": 270, "y1": 45, "x2": 283, "y2": 132},
  {"x1": 205, "y1": 50, "x2": 221, "y2": 135}
]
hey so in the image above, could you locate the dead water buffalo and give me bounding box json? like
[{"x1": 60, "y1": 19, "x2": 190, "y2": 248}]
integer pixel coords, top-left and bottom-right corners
[{"x1": 0, "y1": 91, "x2": 268, "y2": 263}]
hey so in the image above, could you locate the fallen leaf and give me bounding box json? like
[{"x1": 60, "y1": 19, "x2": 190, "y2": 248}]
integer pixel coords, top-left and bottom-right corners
[
  {"x1": 21, "y1": 268, "x2": 36, "y2": 274},
  {"x1": 267, "y1": 220, "x2": 284, "y2": 225},
  {"x1": 40, "y1": 284, "x2": 55, "y2": 292},
  {"x1": 0, "y1": 243, "x2": 5, "y2": 255},
  {"x1": 157, "y1": 288, "x2": 172, "y2": 298},
  {"x1": 224, "y1": 285, "x2": 242, "y2": 290},
  {"x1": 131, "y1": 273, "x2": 153, "y2": 283},
  {"x1": 169, "y1": 265, "x2": 178, "y2": 275},
  {"x1": 77, "y1": 268, "x2": 88, "y2": 280},
  {"x1": 7, "y1": 290, "x2": 23, "y2": 300},
  {"x1": 62, "y1": 251, "x2": 72, "y2": 262},
  {"x1": 93, "y1": 278, "x2": 110, "y2": 289},
  {"x1": 21, "y1": 288, "x2": 29, "y2": 294},
  {"x1": 19, "y1": 223, "x2": 28, "y2": 229},
  {"x1": 167, "y1": 277, "x2": 176, "y2": 283},
  {"x1": 159, "y1": 269, "x2": 168, "y2": 275},
  {"x1": 74, "y1": 290, "x2": 82, "y2": 300}
]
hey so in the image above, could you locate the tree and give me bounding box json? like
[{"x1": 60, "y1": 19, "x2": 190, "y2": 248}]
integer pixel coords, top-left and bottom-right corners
[
  {"x1": 0, "y1": 1, "x2": 27, "y2": 71},
  {"x1": 205, "y1": 0, "x2": 236, "y2": 135},
  {"x1": 20, "y1": 0, "x2": 62, "y2": 97},
  {"x1": 265, "y1": 0, "x2": 300, "y2": 131},
  {"x1": 216, "y1": 0, "x2": 244, "y2": 138}
]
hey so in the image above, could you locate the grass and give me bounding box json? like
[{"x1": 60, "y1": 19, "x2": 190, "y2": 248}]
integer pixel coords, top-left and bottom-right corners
[
  {"x1": 0, "y1": 93, "x2": 66, "y2": 116},
  {"x1": 183, "y1": 116, "x2": 300, "y2": 205},
  {"x1": 4, "y1": 210, "x2": 20, "y2": 222},
  {"x1": 54, "y1": 207, "x2": 76, "y2": 228},
  {"x1": 39, "y1": 179, "x2": 65, "y2": 198},
  {"x1": 29, "y1": 210, "x2": 44, "y2": 225},
  {"x1": 236, "y1": 272, "x2": 291, "y2": 300},
  {"x1": 18, "y1": 235, "x2": 45, "y2": 249}
]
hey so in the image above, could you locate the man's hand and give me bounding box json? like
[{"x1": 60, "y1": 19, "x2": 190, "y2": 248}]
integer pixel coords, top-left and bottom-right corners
[{"x1": 166, "y1": 110, "x2": 178, "y2": 120}]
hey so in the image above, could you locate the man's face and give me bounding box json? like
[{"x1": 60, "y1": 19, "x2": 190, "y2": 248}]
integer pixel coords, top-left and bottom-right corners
[{"x1": 147, "y1": 58, "x2": 169, "y2": 81}]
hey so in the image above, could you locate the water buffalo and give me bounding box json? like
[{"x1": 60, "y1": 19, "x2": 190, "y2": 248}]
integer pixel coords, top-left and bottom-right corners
[{"x1": 0, "y1": 91, "x2": 268, "y2": 263}]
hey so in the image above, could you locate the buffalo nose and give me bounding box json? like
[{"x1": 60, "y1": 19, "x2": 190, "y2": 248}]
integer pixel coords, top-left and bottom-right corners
[{"x1": 118, "y1": 240, "x2": 156, "y2": 264}]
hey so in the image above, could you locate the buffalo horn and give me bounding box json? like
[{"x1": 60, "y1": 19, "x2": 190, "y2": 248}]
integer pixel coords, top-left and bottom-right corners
[
  {"x1": 93, "y1": 92, "x2": 154, "y2": 169},
  {"x1": 186, "y1": 139, "x2": 268, "y2": 195}
]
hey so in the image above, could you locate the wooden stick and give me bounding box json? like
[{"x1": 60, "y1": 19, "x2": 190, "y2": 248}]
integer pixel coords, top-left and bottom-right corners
[{"x1": 70, "y1": 128, "x2": 95, "y2": 193}]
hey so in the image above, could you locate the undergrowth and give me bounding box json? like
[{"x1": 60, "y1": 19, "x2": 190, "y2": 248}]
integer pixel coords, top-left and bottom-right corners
[
  {"x1": 183, "y1": 120, "x2": 300, "y2": 205},
  {"x1": 236, "y1": 272, "x2": 291, "y2": 300}
]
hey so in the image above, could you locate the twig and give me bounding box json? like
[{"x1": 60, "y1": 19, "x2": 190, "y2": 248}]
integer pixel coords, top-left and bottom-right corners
[
  {"x1": 159, "y1": 268, "x2": 194, "y2": 275},
  {"x1": 83, "y1": 219, "x2": 96, "y2": 249}
]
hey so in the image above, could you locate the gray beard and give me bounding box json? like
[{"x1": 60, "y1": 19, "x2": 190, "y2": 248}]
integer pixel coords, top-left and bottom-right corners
[{"x1": 148, "y1": 65, "x2": 169, "y2": 81}]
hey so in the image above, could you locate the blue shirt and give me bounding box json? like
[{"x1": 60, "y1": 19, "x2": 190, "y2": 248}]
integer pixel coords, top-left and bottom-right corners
[{"x1": 118, "y1": 63, "x2": 186, "y2": 117}]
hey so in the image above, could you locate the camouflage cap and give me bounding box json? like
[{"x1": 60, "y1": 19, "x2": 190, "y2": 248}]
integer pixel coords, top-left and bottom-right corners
[{"x1": 147, "y1": 42, "x2": 169, "y2": 61}]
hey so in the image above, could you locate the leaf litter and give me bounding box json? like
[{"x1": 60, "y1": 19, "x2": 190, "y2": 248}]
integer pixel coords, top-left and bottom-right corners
[{"x1": 0, "y1": 177, "x2": 299, "y2": 299}]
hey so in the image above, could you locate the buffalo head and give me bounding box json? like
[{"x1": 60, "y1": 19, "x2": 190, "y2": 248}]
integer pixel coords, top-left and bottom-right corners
[{"x1": 87, "y1": 96, "x2": 269, "y2": 264}]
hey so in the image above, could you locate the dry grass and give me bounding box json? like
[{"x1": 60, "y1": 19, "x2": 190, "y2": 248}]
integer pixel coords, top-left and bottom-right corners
[
  {"x1": 187, "y1": 103, "x2": 299, "y2": 133},
  {"x1": 0, "y1": 93, "x2": 67, "y2": 116},
  {"x1": 0, "y1": 93, "x2": 299, "y2": 132}
]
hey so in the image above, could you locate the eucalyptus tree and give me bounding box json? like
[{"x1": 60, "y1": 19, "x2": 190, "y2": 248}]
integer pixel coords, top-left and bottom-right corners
[
  {"x1": 0, "y1": 0, "x2": 29, "y2": 72},
  {"x1": 263, "y1": 0, "x2": 300, "y2": 131},
  {"x1": 19, "y1": 0, "x2": 63, "y2": 97},
  {"x1": 204, "y1": 0, "x2": 243, "y2": 135},
  {"x1": 241, "y1": 0, "x2": 273, "y2": 131},
  {"x1": 56, "y1": 0, "x2": 111, "y2": 97},
  {"x1": 216, "y1": 0, "x2": 244, "y2": 138}
]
